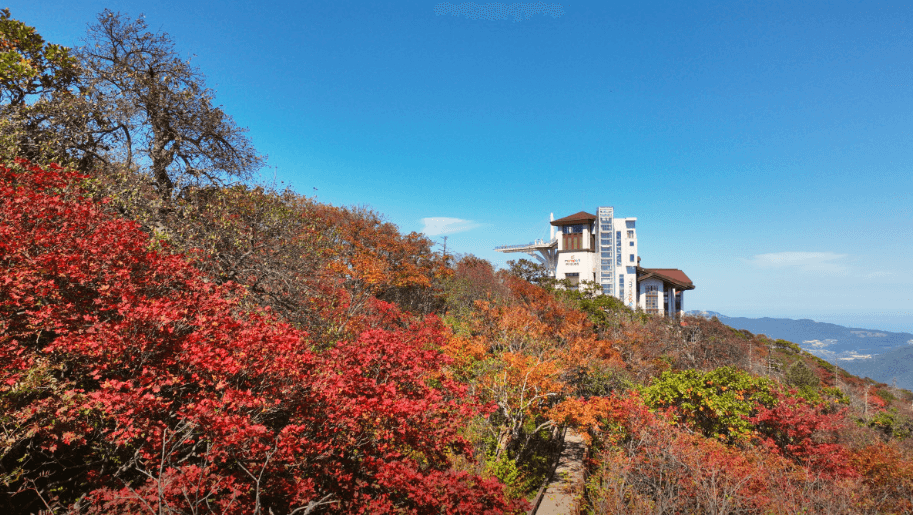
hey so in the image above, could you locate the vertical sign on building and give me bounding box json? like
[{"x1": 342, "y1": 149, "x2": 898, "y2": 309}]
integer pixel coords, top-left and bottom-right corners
[{"x1": 596, "y1": 207, "x2": 614, "y2": 297}]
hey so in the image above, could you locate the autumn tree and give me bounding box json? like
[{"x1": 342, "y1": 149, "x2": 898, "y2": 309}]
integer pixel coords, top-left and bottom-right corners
[
  {"x1": 506, "y1": 258, "x2": 547, "y2": 284},
  {"x1": 0, "y1": 9, "x2": 96, "y2": 166},
  {"x1": 77, "y1": 10, "x2": 263, "y2": 197}
]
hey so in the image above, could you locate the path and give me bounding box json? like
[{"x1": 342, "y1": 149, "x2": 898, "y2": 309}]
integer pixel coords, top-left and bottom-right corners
[{"x1": 530, "y1": 429, "x2": 586, "y2": 515}]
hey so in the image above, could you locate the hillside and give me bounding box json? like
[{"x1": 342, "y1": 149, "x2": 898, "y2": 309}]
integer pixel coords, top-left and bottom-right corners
[
  {"x1": 688, "y1": 311, "x2": 913, "y2": 358},
  {"x1": 4, "y1": 11, "x2": 913, "y2": 514},
  {"x1": 688, "y1": 311, "x2": 913, "y2": 390}
]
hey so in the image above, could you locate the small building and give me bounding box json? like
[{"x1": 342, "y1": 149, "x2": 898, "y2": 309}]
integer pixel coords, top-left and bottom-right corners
[
  {"x1": 495, "y1": 206, "x2": 694, "y2": 316},
  {"x1": 636, "y1": 267, "x2": 695, "y2": 316}
]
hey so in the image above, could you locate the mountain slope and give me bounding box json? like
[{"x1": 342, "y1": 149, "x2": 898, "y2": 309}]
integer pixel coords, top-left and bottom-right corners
[{"x1": 687, "y1": 311, "x2": 913, "y2": 390}]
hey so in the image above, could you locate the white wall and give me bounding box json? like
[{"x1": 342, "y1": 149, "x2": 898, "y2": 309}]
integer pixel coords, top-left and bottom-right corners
[
  {"x1": 555, "y1": 250, "x2": 597, "y2": 284},
  {"x1": 637, "y1": 278, "x2": 665, "y2": 310}
]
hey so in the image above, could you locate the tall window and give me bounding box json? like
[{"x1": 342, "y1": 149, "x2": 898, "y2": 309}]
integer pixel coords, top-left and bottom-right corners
[
  {"x1": 627, "y1": 230, "x2": 635, "y2": 238},
  {"x1": 646, "y1": 292, "x2": 659, "y2": 314}
]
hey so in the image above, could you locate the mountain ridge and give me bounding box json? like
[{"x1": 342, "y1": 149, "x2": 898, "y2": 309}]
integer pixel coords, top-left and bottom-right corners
[{"x1": 686, "y1": 311, "x2": 913, "y2": 390}]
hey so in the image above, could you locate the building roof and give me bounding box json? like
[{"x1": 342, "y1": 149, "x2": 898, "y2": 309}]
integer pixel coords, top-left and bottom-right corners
[
  {"x1": 637, "y1": 267, "x2": 695, "y2": 290},
  {"x1": 550, "y1": 211, "x2": 597, "y2": 226}
]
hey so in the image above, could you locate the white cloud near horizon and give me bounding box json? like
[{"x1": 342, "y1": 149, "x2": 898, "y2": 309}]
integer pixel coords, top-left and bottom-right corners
[
  {"x1": 420, "y1": 217, "x2": 483, "y2": 236},
  {"x1": 746, "y1": 251, "x2": 850, "y2": 274}
]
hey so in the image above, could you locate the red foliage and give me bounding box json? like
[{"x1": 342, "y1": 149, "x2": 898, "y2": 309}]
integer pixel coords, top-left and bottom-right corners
[
  {"x1": 749, "y1": 390, "x2": 856, "y2": 478},
  {"x1": 0, "y1": 159, "x2": 523, "y2": 513},
  {"x1": 851, "y1": 442, "x2": 913, "y2": 513}
]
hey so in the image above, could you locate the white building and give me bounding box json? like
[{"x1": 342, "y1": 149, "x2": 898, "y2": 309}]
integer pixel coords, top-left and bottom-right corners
[{"x1": 496, "y1": 206, "x2": 694, "y2": 316}]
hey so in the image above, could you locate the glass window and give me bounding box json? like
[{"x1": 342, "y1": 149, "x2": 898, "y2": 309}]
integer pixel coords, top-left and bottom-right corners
[
  {"x1": 646, "y1": 292, "x2": 659, "y2": 313},
  {"x1": 629, "y1": 254, "x2": 634, "y2": 262},
  {"x1": 629, "y1": 241, "x2": 634, "y2": 246},
  {"x1": 627, "y1": 230, "x2": 634, "y2": 238}
]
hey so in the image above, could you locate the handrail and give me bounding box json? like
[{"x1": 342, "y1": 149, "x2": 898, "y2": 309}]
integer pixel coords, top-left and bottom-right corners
[{"x1": 494, "y1": 238, "x2": 557, "y2": 251}]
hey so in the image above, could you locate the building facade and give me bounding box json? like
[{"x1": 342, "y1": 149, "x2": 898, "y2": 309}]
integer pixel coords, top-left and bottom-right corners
[
  {"x1": 549, "y1": 208, "x2": 639, "y2": 309},
  {"x1": 496, "y1": 206, "x2": 694, "y2": 316}
]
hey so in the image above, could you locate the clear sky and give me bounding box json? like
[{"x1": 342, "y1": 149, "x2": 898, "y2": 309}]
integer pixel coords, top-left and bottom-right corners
[{"x1": 10, "y1": 1, "x2": 913, "y2": 331}]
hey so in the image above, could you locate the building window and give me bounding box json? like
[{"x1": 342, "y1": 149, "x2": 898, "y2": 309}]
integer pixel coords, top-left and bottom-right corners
[
  {"x1": 629, "y1": 241, "x2": 634, "y2": 246},
  {"x1": 565, "y1": 272, "x2": 580, "y2": 289},
  {"x1": 563, "y1": 232, "x2": 582, "y2": 250},
  {"x1": 629, "y1": 254, "x2": 634, "y2": 262},
  {"x1": 627, "y1": 230, "x2": 634, "y2": 238},
  {"x1": 645, "y1": 284, "x2": 658, "y2": 293},
  {"x1": 646, "y1": 291, "x2": 659, "y2": 314}
]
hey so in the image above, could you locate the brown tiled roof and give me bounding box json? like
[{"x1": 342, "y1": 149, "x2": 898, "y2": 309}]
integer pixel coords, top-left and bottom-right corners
[
  {"x1": 550, "y1": 211, "x2": 596, "y2": 226},
  {"x1": 637, "y1": 267, "x2": 695, "y2": 290}
]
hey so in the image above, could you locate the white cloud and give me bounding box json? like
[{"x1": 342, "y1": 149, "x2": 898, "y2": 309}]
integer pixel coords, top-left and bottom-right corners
[
  {"x1": 746, "y1": 252, "x2": 850, "y2": 274},
  {"x1": 420, "y1": 217, "x2": 482, "y2": 236}
]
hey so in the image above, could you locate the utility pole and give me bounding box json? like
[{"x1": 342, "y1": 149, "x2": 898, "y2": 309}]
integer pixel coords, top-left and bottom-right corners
[
  {"x1": 834, "y1": 364, "x2": 840, "y2": 391},
  {"x1": 438, "y1": 236, "x2": 449, "y2": 265},
  {"x1": 747, "y1": 340, "x2": 752, "y2": 373},
  {"x1": 766, "y1": 340, "x2": 773, "y2": 377}
]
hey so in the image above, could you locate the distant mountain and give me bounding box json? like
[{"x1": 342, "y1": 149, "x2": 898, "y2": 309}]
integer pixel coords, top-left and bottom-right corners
[
  {"x1": 686, "y1": 311, "x2": 913, "y2": 389},
  {"x1": 840, "y1": 345, "x2": 913, "y2": 390}
]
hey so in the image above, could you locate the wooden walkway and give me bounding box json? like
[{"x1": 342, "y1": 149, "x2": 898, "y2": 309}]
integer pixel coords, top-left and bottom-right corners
[{"x1": 529, "y1": 430, "x2": 586, "y2": 515}]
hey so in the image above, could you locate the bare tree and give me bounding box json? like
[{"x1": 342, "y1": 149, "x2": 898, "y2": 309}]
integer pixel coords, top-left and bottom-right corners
[{"x1": 77, "y1": 10, "x2": 264, "y2": 197}]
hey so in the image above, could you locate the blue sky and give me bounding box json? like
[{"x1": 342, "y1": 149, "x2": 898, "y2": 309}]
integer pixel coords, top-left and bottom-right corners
[{"x1": 11, "y1": 1, "x2": 913, "y2": 331}]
